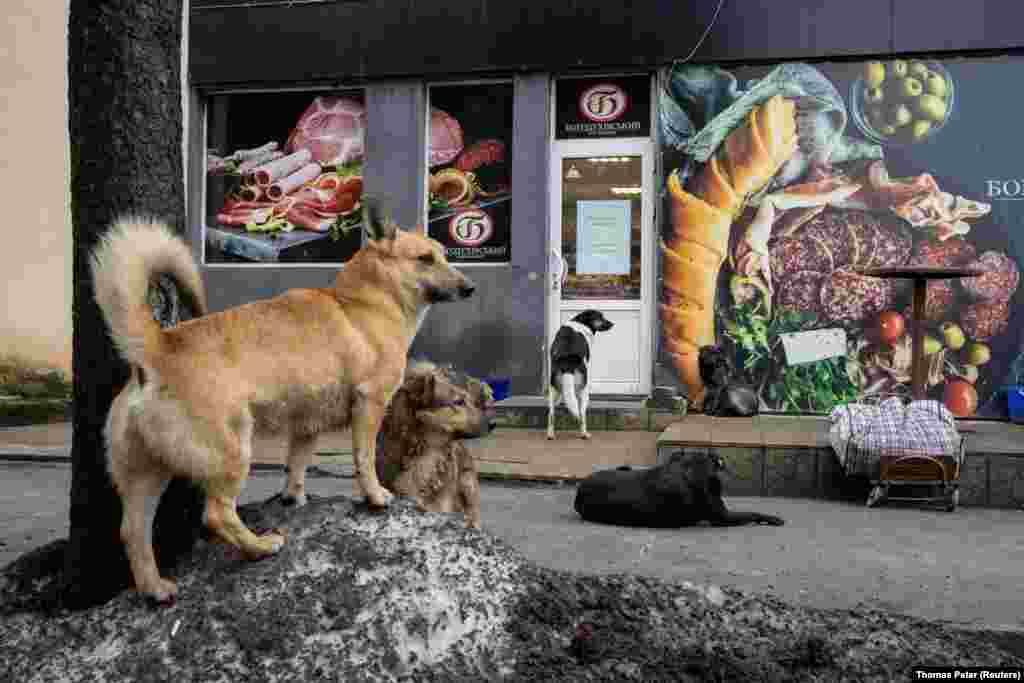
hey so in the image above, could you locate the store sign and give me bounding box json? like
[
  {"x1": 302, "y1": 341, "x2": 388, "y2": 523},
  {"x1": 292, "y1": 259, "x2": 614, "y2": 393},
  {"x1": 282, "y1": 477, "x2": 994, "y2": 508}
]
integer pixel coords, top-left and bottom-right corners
[
  {"x1": 427, "y1": 82, "x2": 513, "y2": 264},
  {"x1": 449, "y1": 209, "x2": 494, "y2": 247},
  {"x1": 556, "y1": 75, "x2": 651, "y2": 139}
]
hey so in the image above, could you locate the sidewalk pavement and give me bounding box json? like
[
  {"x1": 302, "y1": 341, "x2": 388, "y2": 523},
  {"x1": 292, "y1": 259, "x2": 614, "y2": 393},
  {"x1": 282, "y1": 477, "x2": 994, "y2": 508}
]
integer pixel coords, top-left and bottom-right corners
[{"x1": 0, "y1": 422, "x2": 660, "y2": 480}]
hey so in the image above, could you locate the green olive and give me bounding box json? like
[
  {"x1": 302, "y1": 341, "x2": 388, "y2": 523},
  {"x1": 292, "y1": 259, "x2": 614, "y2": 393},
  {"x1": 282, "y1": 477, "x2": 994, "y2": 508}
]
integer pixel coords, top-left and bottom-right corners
[
  {"x1": 911, "y1": 119, "x2": 932, "y2": 141},
  {"x1": 880, "y1": 124, "x2": 897, "y2": 136},
  {"x1": 900, "y1": 77, "x2": 924, "y2": 98},
  {"x1": 864, "y1": 61, "x2": 886, "y2": 89},
  {"x1": 917, "y1": 93, "x2": 948, "y2": 122},
  {"x1": 891, "y1": 60, "x2": 908, "y2": 78},
  {"x1": 925, "y1": 72, "x2": 948, "y2": 98},
  {"x1": 890, "y1": 104, "x2": 912, "y2": 127},
  {"x1": 865, "y1": 86, "x2": 885, "y2": 104},
  {"x1": 909, "y1": 61, "x2": 930, "y2": 80}
]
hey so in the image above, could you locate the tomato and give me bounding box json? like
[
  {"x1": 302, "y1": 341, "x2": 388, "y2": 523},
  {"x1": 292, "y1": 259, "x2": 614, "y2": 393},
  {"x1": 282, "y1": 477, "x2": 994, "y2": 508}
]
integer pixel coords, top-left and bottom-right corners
[
  {"x1": 942, "y1": 379, "x2": 978, "y2": 417},
  {"x1": 874, "y1": 310, "x2": 905, "y2": 345}
]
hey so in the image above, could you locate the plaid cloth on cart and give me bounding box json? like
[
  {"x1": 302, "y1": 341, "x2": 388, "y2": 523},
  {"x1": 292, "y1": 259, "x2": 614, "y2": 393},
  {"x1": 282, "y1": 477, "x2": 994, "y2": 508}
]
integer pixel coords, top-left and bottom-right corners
[{"x1": 828, "y1": 397, "x2": 962, "y2": 477}]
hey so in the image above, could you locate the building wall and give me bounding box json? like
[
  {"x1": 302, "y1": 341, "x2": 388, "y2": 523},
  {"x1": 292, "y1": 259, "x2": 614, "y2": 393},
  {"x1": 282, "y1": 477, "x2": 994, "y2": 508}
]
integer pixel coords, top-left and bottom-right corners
[{"x1": 0, "y1": 0, "x2": 72, "y2": 374}]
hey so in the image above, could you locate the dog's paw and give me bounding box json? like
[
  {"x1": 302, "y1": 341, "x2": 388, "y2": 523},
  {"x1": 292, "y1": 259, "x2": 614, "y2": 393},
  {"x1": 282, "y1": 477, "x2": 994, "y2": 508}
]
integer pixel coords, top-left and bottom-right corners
[
  {"x1": 580, "y1": 431, "x2": 592, "y2": 440},
  {"x1": 279, "y1": 491, "x2": 308, "y2": 508},
  {"x1": 246, "y1": 530, "x2": 286, "y2": 560},
  {"x1": 546, "y1": 431, "x2": 555, "y2": 441},
  {"x1": 366, "y1": 487, "x2": 394, "y2": 508},
  {"x1": 762, "y1": 516, "x2": 785, "y2": 526},
  {"x1": 143, "y1": 578, "x2": 178, "y2": 606}
]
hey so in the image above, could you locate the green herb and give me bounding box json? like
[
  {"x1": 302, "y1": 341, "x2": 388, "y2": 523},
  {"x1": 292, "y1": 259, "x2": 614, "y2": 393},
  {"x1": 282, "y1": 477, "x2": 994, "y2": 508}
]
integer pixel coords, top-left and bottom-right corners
[
  {"x1": 245, "y1": 216, "x2": 294, "y2": 238},
  {"x1": 326, "y1": 159, "x2": 364, "y2": 177},
  {"x1": 330, "y1": 211, "x2": 362, "y2": 242},
  {"x1": 429, "y1": 195, "x2": 450, "y2": 214},
  {"x1": 722, "y1": 303, "x2": 858, "y2": 413}
]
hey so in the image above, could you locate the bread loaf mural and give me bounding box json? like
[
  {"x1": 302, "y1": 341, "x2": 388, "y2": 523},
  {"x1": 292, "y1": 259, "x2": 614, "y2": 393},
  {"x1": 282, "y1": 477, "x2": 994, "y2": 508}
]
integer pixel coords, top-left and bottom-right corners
[{"x1": 660, "y1": 95, "x2": 798, "y2": 408}]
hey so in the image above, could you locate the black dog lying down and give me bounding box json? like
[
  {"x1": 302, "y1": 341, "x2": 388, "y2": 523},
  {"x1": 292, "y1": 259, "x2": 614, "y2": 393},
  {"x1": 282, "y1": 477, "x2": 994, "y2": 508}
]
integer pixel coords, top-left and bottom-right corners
[
  {"x1": 699, "y1": 345, "x2": 760, "y2": 417},
  {"x1": 574, "y1": 450, "x2": 784, "y2": 528}
]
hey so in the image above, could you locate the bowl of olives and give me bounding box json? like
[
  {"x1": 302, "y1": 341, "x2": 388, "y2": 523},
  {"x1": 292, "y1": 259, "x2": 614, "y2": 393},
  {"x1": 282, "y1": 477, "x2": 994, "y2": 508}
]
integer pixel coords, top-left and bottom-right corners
[{"x1": 850, "y1": 59, "x2": 954, "y2": 146}]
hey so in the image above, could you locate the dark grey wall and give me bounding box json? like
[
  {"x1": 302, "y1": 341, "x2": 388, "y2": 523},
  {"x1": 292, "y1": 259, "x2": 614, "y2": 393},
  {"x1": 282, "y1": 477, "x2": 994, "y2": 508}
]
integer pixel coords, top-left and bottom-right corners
[
  {"x1": 190, "y1": 0, "x2": 1024, "y2": 87},
  {"x1": 409, "y1": 74, "x2": 550, "y2": 395}
]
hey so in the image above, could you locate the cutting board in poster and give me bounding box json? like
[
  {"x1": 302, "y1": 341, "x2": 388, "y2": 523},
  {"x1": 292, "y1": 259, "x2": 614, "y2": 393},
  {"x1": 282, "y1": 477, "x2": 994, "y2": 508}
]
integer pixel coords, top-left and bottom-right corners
[{"x1": 555, "y1": 75, "x2": 652, "y2": 139}]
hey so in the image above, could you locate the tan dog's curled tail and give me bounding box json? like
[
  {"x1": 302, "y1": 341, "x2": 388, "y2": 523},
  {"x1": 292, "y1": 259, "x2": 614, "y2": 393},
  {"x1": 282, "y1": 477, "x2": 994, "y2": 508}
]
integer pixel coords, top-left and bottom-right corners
[
  {"x1": 91, "y1": 216, "x2": 207, "y2": 370},
  {"x1": 559, "y1": 373, "x2": 580, "y2": 419}
]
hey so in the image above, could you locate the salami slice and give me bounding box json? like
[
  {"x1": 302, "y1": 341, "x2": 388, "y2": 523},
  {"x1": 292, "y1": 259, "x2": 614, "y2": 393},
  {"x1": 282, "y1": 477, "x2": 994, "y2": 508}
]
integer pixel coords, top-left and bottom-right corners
[
  {"x1": 866, "y1": 217, "x2": 913, "y2": 268},
  {"x1": 775, "y1": 270, "x2": 825, "y2": 314},
  {"x1": 960, "y1": 301, "x2": 1010, "y2": 341},
  {"x1": 960, "y1": 251, "x2": 1020, "y2": 303},
  {"x1": 769, "y1": 237, "x2": 833, "y2": 278},
  {"x1": 802, "y1": 210, "x2": 854, "y2": 268},
  {"x1": 820, "y1": 268, "x2": 894, "y2": 325}
]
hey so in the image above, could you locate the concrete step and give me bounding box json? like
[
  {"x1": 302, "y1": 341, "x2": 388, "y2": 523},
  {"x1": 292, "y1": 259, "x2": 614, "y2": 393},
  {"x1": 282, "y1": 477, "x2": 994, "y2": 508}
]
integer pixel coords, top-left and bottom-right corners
[{"x1": 658, "y1": 415, "x2": 1024, "y2": 509}]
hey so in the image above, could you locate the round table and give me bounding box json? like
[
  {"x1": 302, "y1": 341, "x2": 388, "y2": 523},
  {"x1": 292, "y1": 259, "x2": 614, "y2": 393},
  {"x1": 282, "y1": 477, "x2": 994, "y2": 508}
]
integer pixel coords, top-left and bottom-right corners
[{"x1": 856, "y1": 266, "x2": 984, "y2": 400}]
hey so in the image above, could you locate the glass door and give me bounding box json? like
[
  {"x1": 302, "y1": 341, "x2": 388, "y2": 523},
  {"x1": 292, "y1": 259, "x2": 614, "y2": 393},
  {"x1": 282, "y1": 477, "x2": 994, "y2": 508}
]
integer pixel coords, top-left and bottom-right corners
[{"x1": 548, "y1": 138, "x2": 653, "y2": 396}]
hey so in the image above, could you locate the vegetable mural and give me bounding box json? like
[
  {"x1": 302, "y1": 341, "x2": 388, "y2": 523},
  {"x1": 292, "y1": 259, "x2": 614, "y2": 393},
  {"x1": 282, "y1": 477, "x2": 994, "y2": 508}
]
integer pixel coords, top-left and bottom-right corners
[{"x1": 659, "y1": 58, "x2": 1023, "y2": 418}]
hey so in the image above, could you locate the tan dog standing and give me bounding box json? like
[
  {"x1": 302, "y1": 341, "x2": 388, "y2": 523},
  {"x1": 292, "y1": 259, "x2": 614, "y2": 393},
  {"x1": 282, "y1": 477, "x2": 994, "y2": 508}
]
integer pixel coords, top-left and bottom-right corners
[
  {"x1": 373, "y1": 362, "x2": 495, "y2": 529},
  {"x1": 92, "y1": 200, "x2": 474, "y2": 603}
]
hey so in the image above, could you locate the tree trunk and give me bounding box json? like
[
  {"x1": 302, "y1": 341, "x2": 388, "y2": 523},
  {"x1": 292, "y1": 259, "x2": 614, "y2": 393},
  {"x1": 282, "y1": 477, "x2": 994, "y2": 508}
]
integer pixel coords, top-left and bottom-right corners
[{"x1": 65, "y1": 0, "x2": 204, "y2": 609}]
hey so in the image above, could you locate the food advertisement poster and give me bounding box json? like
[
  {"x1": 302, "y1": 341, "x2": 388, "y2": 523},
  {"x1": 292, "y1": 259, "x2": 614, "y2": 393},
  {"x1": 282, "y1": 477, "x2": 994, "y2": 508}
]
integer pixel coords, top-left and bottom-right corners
[
  {"x1": 204, "y1": 90, "x2": 366, "y2": 264},
  {"x1": 427, "y1": 83, "x2": 513, "y2": 264},
  {"x1": 658, "y1": 57, "x2": 1024, "y2": 419},
  {"x1": 556, "y1": 75, "x2": 652, "y2": 140}
]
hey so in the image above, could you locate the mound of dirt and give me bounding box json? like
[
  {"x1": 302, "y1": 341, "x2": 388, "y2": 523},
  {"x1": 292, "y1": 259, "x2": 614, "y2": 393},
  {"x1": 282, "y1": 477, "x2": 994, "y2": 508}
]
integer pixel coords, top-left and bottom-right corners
[{"x1": 2, "y1": 495, "x2": 1021, "y2": 682}]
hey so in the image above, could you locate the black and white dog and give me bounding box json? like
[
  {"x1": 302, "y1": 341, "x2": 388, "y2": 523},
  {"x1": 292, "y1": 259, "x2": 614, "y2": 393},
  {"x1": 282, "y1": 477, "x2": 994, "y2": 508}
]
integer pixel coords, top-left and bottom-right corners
[{"x1": 547, "y1": 310, "x2": 614, "y2": 440}]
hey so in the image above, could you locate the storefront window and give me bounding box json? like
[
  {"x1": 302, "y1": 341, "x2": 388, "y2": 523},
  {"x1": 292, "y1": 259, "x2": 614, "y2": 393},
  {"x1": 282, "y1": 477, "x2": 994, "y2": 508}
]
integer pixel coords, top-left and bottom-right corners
[
  {"x1": 203, "y1": 90, "x2": 366, "y2": 264},
  {"x1": 425, "y1": 82, "x2": 513, "y2": 264},
  {"x1": 560, "y1": 156, "x2": 643, "y2": 300}
]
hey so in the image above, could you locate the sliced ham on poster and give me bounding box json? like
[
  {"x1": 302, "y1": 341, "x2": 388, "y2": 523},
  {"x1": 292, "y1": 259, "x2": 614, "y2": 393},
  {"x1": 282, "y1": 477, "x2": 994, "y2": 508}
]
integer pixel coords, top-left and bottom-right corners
[{"x1": 286, "y1": 96, "x2": 367, "y2": 166}]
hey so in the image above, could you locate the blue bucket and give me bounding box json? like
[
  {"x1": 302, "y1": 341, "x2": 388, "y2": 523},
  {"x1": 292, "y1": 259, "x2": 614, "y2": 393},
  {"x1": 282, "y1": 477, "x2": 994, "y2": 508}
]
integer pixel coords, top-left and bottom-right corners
[
  {"x1": 485, "y1": 377, "x2": 511, "y2": 402},
  {"x1": 1007, "y1": 385, "x2": 1024, "y2": 424}
]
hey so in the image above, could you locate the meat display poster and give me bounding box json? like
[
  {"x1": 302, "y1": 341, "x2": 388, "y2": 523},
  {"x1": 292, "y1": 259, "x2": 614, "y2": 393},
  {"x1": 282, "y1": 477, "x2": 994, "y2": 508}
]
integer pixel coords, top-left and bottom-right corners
[
  {"x1": 658, "y1": 57, "x2": 1024, "y2": 419},
  {"x1": 555, "y1": 75, "x2": 652, "y2": 140},
  {"x1": 204, "y1": 90, "x2": 366, "y2": 264},
  {"x1": 427, "y1": 83, "x2": 513, "y2": 264}
]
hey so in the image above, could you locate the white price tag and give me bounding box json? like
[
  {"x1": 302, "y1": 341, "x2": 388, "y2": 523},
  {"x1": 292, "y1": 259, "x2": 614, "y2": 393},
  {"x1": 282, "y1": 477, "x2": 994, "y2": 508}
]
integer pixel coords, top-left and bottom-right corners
[{"x1": 779, "y1": 328, "x2": 847, "y2": 366}]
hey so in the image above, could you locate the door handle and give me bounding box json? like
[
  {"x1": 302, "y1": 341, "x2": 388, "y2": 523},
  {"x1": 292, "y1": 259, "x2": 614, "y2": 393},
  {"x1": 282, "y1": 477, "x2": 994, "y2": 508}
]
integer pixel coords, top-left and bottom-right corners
[{"x1": 550, "y1": 247, "x2": 563, "y2": 292}]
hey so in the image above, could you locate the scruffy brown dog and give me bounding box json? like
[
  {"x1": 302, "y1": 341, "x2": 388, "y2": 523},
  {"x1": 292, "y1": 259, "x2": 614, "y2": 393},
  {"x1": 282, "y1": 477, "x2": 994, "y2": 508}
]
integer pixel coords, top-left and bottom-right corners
[{"x1": 374, "y1": 362, "x2": 496, "y2": 529}]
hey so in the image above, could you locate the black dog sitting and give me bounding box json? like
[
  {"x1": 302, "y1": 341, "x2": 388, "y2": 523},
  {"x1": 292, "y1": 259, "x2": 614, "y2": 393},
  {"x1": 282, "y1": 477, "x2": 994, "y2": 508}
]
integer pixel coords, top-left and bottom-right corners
[
  {"x1": 699, "y1": 345, "x2": 760, "y2": 417},
  {"x1": 574, "y1": 450, "x2": 784, "y2": 528}
]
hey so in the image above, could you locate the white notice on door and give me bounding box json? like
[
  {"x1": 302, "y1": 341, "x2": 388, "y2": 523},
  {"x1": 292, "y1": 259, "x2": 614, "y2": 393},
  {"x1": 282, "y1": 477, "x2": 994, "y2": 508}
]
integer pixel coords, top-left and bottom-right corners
[
  {"x1": 779, "y1": 328, "x2": 847, "y2": 366},
  {"x1": 576, "y1": 200, "x2": 630, "y2": 275}
]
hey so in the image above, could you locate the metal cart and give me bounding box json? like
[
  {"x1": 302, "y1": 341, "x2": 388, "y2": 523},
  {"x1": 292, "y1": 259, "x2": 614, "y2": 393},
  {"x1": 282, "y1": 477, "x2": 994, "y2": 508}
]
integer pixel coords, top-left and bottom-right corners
[{"x1": 836, "y1": 393, "x2": 966, "y2": 512}]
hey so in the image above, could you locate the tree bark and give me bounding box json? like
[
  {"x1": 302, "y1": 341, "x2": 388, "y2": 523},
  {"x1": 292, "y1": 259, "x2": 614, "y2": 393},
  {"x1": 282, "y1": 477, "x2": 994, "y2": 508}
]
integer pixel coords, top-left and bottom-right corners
[{"x1": 65, "y1": 0, "x2": 204, "y2": 609}]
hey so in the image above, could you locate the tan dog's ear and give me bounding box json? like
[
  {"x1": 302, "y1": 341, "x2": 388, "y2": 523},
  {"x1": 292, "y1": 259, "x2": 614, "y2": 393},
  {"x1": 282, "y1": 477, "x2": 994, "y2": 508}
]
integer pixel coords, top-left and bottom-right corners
[{"x1": 364, "y1": 197, "x2": 397, "y2": 242}]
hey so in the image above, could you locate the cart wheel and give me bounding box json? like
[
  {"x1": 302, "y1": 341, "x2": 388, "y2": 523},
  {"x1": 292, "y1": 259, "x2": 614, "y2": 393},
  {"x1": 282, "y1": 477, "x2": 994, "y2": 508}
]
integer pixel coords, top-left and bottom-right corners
[
  {"x1": 867, "y1": 485, "x2": 885, "y2": 508},
  {"x1": 945, "y1": 488, "x2": 959, "y2": 512}
]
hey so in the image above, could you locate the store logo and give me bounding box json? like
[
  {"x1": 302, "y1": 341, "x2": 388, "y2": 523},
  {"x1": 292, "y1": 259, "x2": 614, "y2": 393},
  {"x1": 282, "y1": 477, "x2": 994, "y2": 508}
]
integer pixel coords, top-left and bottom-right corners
[
  {"x1": 579, "y1": 83, "x2": 629, "y2": 123},
  {"x1": 449, "y1": 209, "x2": 493, "y2": 247},
  {"x1": 986, "y1": 179, "x2": 1024, "y2": 200}
]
